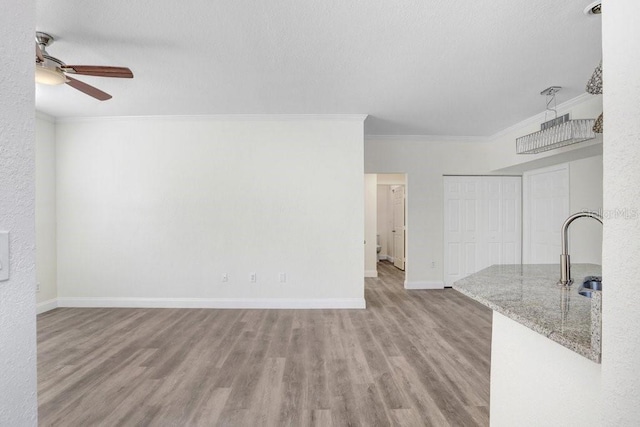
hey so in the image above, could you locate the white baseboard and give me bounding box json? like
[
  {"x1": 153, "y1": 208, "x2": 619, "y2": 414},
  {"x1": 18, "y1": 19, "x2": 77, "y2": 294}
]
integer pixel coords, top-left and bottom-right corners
[
  {"x1": 36, "y1": 298, "x2": 58, "y2": 314},
  {"x1": 56, "y1": 297, "x2": 366, "y2": 309},
  {"x1": 404, "y1": 280, "x2": 445, "y2": 290},
  {"x1": 364, "y1": 270, "x2": 378, "y2": 278},
  {"x1": 377, "y1": 255, "x2": 392, "y2": 262}
]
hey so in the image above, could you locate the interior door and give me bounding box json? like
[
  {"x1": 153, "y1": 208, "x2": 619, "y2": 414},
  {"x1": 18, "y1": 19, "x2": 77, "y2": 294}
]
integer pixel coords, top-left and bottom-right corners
[
  {"x1": 392, "y1": 186, "x2": 405, "y2": 270},
  {"x1": 444, "y1": 177, "x2": 480, "y2": 285},
  {"x1": 483, "y1": 177, "x2": 522, "y2": 268},
  {"x1": 523, "y1": 164, "x2": 569, "y2": 263}
]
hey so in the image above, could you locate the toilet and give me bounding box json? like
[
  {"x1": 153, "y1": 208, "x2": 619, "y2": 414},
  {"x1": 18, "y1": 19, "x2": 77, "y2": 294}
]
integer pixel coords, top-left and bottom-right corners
[{"x1": 376, "y1": 234, "x2": 382, "y2": 260}]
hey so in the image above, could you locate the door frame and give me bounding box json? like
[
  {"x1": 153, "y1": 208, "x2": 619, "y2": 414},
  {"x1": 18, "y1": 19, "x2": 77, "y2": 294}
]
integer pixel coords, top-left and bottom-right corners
[{"x1": 391, "y1": 185, "x2": 406, "y2": 271}]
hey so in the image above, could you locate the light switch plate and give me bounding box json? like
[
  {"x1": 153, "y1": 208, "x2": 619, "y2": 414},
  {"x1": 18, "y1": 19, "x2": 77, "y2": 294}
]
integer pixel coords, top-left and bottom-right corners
[{"x1": 0, "y1": 231, "x2": 8, "y2": 282}]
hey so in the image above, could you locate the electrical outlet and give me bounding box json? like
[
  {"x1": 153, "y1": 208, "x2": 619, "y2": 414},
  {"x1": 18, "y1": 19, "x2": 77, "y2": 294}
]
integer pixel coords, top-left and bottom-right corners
[
  {"x1": 36, "y1": 282, "x2": 41, "y2": 292},
  {"x1": 221, "y1": 273, "x2": 228, "y2": 282},
  {"x1": 250, "y1": 273, "x2": 257, "y2": 283},
  {"x1": 279, "y1": 273, "x2": 287, "y2": 283},
  {"x1": 431, "y1": 261, "x2": 436, "y2": 268}
]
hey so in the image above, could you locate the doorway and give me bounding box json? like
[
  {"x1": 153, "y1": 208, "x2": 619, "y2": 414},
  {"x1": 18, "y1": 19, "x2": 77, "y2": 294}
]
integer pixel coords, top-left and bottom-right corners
[{"x1": 376, "y1": 174, "x2": 406, "y2": 279}]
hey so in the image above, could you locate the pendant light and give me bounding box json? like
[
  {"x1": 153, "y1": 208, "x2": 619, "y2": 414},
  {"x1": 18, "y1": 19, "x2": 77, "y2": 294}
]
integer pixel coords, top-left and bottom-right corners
[{"x1": 516, "y1": 87, "x2": 596, "y2": 154}]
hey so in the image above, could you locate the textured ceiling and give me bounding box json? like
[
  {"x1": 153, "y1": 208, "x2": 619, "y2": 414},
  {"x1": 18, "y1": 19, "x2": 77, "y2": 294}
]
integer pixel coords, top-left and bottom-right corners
[{"x1": 35, "y1": 0, "x2": 602, "y2": 136}]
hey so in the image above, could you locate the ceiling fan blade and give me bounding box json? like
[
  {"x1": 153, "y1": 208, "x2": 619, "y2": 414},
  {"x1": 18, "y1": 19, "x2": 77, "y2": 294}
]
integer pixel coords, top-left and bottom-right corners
[
  {"x1": 36, "y1": 42, "x2": 44, "y2": 62},
  {"x1": 62, "y1": 65, "x2": 133, "y2": 78},
  {"x1": 65, "y1": 76, "x2": 112, "y2": 101}
]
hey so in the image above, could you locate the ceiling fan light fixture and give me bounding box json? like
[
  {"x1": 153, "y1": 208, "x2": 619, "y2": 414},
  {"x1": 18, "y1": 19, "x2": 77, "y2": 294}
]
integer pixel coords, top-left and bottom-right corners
[{"x1": 35, "y1": 64, "x2": 67, "y2": 85}]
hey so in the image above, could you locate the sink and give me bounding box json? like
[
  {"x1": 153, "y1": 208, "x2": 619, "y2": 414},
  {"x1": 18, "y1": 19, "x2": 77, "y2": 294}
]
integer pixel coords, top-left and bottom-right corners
[
  {"x1": 579, "y1": 289, "x2": 596, "y2": 298},
  {"x1": 582, "y1": 279, "x2": 602, "y2": 291},
  {"x1": 579, "y1": 276, "x2": 602, "y2": 297}
]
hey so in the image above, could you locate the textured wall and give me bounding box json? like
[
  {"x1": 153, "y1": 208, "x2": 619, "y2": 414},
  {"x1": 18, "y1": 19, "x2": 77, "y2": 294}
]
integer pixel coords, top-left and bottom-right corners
[
  {"x1": 0, "y1": 1, "x2": 38, "y2": 425},
  {"x1": 601, "y1": 1, "x2": 640, "y2": 424}
]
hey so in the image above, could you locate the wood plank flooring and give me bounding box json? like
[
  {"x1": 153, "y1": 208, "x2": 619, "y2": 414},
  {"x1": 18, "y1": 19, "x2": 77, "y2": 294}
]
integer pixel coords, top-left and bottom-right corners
[{"x1": 37, "y1": 262, "x2": 492, "y2": 426}]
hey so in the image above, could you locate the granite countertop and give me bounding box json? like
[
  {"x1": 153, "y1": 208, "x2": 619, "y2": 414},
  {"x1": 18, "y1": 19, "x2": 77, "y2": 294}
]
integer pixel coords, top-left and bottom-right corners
[{"x1": 453, "y1": 264, "x2": 602, "y2": 363}]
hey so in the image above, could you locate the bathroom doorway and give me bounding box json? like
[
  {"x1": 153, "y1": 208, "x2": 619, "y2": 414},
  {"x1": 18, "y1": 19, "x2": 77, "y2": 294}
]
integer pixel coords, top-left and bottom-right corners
[
  {"x1": 390, "y1": 185, "x2": 405, "y2": 270},
  {"x1": 377, "y1": 174, "x2": 406, "y2": 280}
]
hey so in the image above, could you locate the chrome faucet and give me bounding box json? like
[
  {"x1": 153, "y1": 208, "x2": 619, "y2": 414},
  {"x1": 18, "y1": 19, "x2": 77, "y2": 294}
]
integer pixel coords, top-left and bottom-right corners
[{"x1": 558, "y1": 211, "x2": 603, "y2": 286}]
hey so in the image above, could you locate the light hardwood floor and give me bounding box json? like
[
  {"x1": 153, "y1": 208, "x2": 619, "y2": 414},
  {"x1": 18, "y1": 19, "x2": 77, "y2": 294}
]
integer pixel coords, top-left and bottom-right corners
[{"x1": 37, "y1": 262, "x2": 492, "y2": 426}]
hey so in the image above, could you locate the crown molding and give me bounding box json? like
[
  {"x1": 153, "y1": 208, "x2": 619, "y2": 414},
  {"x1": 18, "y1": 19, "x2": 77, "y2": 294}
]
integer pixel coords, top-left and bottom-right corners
[
  {"x1": 41, "y1": 93, "x2": 598, "y2": 142},
  {"x1": 35, "y1": 110, "x2": 56, "y2": 123},
  {"x1": 55, "y1": 113, "x2": 368, "y2": 124},
  {"x1": 364, "y1": 93, "x2": 599, "y2": 143},
  {"x1": 489, "y1": 93, "x2": 598, "y2": 140},
  {"x1": 365, "y1": 134, "x2": 490, "y2": 143}
]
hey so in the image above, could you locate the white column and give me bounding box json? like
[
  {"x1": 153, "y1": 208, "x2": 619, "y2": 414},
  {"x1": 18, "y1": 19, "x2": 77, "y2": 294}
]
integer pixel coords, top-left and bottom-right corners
[
  {"x1": 0, "y1": 1, "x2": 38, "y2": 425},
  {"x1": 601, "y1": 0, "x2": 640, "y2": 424}
]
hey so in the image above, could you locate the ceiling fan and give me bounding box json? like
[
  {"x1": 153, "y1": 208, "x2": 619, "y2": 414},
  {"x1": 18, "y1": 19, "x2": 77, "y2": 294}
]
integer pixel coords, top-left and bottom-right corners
[{"x1": 35, "y1": 31, "x2": 133, "y2": 101}]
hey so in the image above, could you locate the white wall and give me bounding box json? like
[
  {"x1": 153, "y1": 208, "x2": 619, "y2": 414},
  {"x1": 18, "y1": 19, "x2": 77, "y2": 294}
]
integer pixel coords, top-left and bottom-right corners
[
  {"x1": 569, "y1": 156, "x2": 603, "y2": 264},
  {"x1": 364, "y1": 174, "x2": 377, "y2": 277},
  {"x1": 491, "y1": 312, "x2": 601, "y2": 427},
  {"x1": 602, "y1": 1, "x2": 640, "y2": 423},
  {"x1": 0, "y1": 1, "x2": 38, "y2": 424},
  {"x1": 36, "y1": 114, "x2": 58, "y2": 311},
  {"x1": 56, "y1": 116, "x2": 365, "y2": 308}
]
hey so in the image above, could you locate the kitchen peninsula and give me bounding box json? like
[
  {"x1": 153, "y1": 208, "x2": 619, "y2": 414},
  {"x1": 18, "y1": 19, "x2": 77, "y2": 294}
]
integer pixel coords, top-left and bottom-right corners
[{"x1": 454, "y1": 264, "x2": 602, "y2": 426}]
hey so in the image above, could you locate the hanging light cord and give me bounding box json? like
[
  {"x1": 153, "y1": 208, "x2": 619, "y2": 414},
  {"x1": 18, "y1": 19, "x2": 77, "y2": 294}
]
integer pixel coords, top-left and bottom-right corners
[{"x1": 544, "y1": 90, "x2": 559, "y2": 122}]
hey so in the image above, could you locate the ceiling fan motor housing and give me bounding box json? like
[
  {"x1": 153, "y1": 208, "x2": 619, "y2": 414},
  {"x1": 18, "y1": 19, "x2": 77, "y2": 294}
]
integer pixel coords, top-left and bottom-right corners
[
  {"x1": 35, "y1": 31, "x2": 68, "y2": 85},
  {"x1": 35, "y1": 30, "x2": 133, "y2": 99}
]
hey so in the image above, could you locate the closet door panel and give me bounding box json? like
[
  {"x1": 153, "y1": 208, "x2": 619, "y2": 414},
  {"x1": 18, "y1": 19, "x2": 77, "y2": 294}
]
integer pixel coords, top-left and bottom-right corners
[{"x1": 445, "y1": 176, "x2": 522, "y2": 286}]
